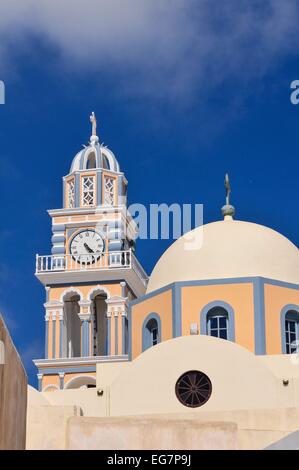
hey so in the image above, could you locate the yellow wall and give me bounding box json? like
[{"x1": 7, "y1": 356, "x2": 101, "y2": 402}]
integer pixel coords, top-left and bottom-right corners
[
  {"x1": 42, "y1": 374, "x2": 59, "y2": 389},
  {"x1": 264, "y1": 283, "x2": 299, "y2": 354},
  {"x1": 49, "y1": 282, "x2": 122, "y2": 302},
  {"x1": 131, "y1": 283, "x2": 256, "y2": 358},
  {"x1": 53, "y1": 212, "x2": 120, "y2": 225},
  {"x1": 181, "y1": 283, "x2": 255, "y2": 353},
  {"x1": 42, "y1": 372, "x2": 96, "y2": 391},
  {"x1": 131, "y1": 289, "x2": 173, "y2": 359}
]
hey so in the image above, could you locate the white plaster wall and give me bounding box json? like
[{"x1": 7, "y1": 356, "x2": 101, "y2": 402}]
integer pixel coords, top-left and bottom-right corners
[
  {"x1": 66, "y1": 416, "x2": 238, "y2": 450},
  {"x1": 41, "y1": 388, "x2": 106, "y2": 417},
  {"x1": 26, "y1": 405, "x2": 81, "y2": 450},
  {"x1": 109, "y1": 335, "x2": 281, "y2": 416}
]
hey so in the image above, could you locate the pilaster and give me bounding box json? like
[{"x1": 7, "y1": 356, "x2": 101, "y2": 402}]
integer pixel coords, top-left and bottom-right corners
[
  {"x1": 106, "y1": 296, "x2": 127, "y2": 356},
  {"x1": 79, "y1": 300, "x2": 92, "y2": 357}
]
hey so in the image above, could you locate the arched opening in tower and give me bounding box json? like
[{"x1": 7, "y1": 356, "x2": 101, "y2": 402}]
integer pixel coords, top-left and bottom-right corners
[
  {"x1": 63, "y1": 294, "x2": 81, "y2": 358},
  {"x1": 91, "y1": 293, "x2": 108, "y2": 356}
]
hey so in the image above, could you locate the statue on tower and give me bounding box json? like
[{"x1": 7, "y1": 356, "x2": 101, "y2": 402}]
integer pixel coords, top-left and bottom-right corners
[
  {"x1": 221, "y1": 172, "x2": 235, "y2": 219},
  {"x1": 225, "y1": 173, "x2": 231, "y2": 206},
  {"x1": 90, "y1": 111, "x2": 97, "y2": 136},
  {"x1": 89, "y1": 111, "x2": 99, "y2": 145}
]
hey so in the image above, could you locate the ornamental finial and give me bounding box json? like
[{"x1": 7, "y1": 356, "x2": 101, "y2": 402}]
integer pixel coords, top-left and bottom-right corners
[
  {"x1": 89, "y1": 111, "x2": 99, "y2": 144},
  {"x1": 221, "y1": 173, "x2": 235, "y2": 220},
  {"x1": 225, "y1": 173, "x2": 231, "y2": 205}
]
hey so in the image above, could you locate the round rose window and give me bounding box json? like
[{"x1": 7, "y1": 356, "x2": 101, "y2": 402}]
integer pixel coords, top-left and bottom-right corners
[{"x1": 175, "y1": 370, "x2": 212, "y2": 408}]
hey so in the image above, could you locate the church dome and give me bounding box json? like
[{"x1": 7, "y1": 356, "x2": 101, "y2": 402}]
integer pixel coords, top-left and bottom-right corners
[
  {"x1": 147, "y1": 219, "x2": 299, "y2": 293},
  {"x1": 70, "y1": 141, "x2": 120, "y2": 173}
]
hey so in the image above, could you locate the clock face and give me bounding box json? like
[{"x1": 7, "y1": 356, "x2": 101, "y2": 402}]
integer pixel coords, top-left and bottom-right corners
[{"x1": 70, "y1": 230, "x2": 104, "y2": 263}]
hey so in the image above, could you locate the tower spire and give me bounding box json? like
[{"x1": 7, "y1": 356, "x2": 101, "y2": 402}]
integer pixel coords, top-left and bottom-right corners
[
  {"x1": 89, "y1": 111, "x2": 99, "y2": 145},
  {"x1": 221, "y1": 173, "x2": 235, "y2": 220}
]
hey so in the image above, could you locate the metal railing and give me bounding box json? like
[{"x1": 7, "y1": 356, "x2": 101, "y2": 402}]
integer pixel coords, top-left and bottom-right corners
[{"x1": 35, "y1": 250, "x2": 148, "y2": 286}]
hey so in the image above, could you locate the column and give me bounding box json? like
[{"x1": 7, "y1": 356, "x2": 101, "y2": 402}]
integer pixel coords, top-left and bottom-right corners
[
  {"x1": 44, "y1": 311, "x2": 50, "y2": 359},
  {"x1": 120, "y1": 281, "x2": 126, "y2": 298},
  {"x1": 122, "y1": 311, "x2": 128, "y2": 355},
  {"x1": 120, "y1": 283, "x2": 128, "y2": 355},
  {"x1": 114, "y1": 310, "x2": 119, "y2": 355},
  {"x1": 58, "y1": 307, "x2": 64, "y2": 358},
  {"x1": 59, "y1": 372, "x2": 65, "y2": 390},
  {"x1": 97, "y1": 169, "x2": 103, "y2": 205},
  {"x1": 44, "y1": 301, "x2": 64, "y2": 359},
  {"x1": 79, "y1": 300, "x2": 92, "y2": 357},
  {"x1": 106, "y1": 296, "x2": 127, "y2": 356},
  {"x1": 106, "y1": 310, "x2": 111, "y2": 356},
  {"x1": 79, "y1": 315, "x2": 91, "y2": 356},
  {"x1": 52, "y1": 312, "x2": 57, "y2": 359},
  {"x1": 37, "y1": 373, "x2": 43, "y2": 392}
]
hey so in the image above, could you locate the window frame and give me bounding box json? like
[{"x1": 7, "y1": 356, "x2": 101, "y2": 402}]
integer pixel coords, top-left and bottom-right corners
[
  {"x1": 103, "y1": 173, "x2": 116, "y2": 206},
  {"x1": 80, "y1": 173, "x2": 96, "y2": 207},
  {"x1": 200, "y1": 301, "x2": 235, "y2": 342},
  {"x1": 207, "y1": 311, "x2": 228, "y2": 340},
  {"x1": 142, "y1": 313, "x2": 162, "y2": 352},
  {"x1": 281, "y1": 305, "x2": 299, "y2": 354}
]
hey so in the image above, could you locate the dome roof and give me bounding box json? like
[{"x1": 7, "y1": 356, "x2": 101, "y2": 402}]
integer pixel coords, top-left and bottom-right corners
[
  {"x1": 147, "y1": 219, "x2": 299, "y2": 293},
  {"x1": 70, "y1": 141, "x2": 120, "y2": 173}
]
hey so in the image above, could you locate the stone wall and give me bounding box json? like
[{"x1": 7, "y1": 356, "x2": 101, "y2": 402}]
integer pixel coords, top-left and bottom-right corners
[
  {"x1": 0, "y1": 314, "x2": 27, "y2": 449},
  {"x1": 66, "y1": 416, "x2": 238, "y2": 450}
]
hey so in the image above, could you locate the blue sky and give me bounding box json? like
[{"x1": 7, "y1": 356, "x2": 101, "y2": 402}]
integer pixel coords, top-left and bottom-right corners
[{"x1": 1, "y1": 0, "x2": 299, "y2": 384}]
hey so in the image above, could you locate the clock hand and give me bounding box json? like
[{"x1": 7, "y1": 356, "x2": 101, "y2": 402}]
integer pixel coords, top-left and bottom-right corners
[{"x1": 84, "y1": 242, "x2": 94, "y2": 253}]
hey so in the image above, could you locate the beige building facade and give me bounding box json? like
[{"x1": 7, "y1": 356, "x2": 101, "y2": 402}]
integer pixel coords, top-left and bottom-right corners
[{"x1": 26, "y1": 116, "x2": 299, "y2": 450}]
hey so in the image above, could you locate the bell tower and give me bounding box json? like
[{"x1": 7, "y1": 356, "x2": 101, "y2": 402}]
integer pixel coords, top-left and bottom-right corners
[{"x1": 34, "y1": 113, "x2": 148, "y2": 391}]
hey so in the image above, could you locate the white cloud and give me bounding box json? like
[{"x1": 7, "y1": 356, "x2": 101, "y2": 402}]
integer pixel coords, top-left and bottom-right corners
[{"x1": 0, "y1": 0, "x2": 298, "y2": 98}]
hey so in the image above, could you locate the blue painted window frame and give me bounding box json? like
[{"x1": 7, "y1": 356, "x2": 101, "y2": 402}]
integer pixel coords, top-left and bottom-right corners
[
  {"x1": 142, "y1": 313, "x2": 162, "y2": 352},
  {"x1": 200, "y1": 301, "x2": 235, "y2": 342},
  {"x1": 207, "y1": 309, "x2": 228, "y2": 340},
  {"x1": 281, "y1": 305, "x2": 299, "y2": 354}
]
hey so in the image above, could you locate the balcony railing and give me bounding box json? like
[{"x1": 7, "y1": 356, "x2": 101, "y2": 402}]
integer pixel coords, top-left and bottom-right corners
[{"x1": 35, "y1": 250, "x2": 148, "y2": 286}]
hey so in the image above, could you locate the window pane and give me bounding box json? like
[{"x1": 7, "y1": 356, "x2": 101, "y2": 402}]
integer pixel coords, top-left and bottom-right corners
[
  {"x1": 290, "y1": 330, "x2": 296, "y2": 338},
  {"x1": 207, "y1": 308, "x2": 229, "y2": 340},
  {"x1": 219, "y1": 317, "x2": 227, "y2": 328},
  {"x1": 285, "y1": 316, "x2": 299, "y2": 354},
  {"x1": 219, "y1": 329, "x2": 227, "y2": 340},
  {"x1": 152, "y1": 327, "x2": 158, "y2": 346}
]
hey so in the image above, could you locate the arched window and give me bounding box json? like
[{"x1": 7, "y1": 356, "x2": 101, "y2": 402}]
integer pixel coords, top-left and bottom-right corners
[
  {"x1": 200, "y1": 301, "x2": 235, "y2": 342},
  {"x1": 147, "y1": 318, "x2": 159, "y2": 346},
  {"x1": 285, "y1": 311, "x2": 299, "y2": 354},
  {"x1": 92, "y1": 293, "x2": 108, "y2": 356},
  {"x1": 62, "y1": 294, "x2": 81, "y2": 358},
  {"x1": 281, "y1": 306, "x2": 299, "y2": 354},
  {"x1": 142, "y1": 314, "x2": 161, "y2": 351},
  {"x1": 102, "y1": 154, "x2": 110, "y2": 170},
  {"x1": 207, "y1": 307, "x2": 228, "y2": 340},
  {"x1": 86, "y1": 152, "x2": 96, "y2": 169}
]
